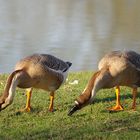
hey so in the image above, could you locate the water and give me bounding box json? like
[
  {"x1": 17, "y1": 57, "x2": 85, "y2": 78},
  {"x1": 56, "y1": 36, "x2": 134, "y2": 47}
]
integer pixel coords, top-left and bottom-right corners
[{"x1": 0, "y1": 0, "x2": 140, "y2": 73}]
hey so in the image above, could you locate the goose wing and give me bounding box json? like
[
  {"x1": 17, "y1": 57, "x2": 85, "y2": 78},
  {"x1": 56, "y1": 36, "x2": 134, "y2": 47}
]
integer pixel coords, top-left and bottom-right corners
[
  {"x1": 38, "y1": 54, "x2": 72, "y2": 72},
  {"x1": 124, "y1": 51, "x2": 140, "y2": 71},
  {"x1": 16, "y1": 54, "x2": 72, "y2": 72}
]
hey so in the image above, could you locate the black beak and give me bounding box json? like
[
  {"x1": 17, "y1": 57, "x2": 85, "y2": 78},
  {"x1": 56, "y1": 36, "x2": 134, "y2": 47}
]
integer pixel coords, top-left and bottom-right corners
[{"x1": 68, "y1": 105, "x2": 80, "y2": 116}]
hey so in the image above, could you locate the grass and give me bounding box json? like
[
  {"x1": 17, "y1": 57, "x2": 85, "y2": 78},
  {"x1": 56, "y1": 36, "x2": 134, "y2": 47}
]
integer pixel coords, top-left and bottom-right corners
[{"x1": 0, "y1": 72, "x2": 140, "y2": 140}]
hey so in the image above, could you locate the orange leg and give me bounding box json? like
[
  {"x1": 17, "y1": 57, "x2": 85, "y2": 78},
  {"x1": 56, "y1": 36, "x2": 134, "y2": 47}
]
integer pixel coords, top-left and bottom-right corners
[
  {"x1": 132, "y1": 87, "x2": 137, "y2": 110},
  {"x1": 21, "y1": 88, "x2": 32, "y2": 112},
  {"x1": 108, "y1": 86, "x2": 123, "y2": 111},
  {"x1": 48, "y1": 92, "x2": 55, "y2": 112}
]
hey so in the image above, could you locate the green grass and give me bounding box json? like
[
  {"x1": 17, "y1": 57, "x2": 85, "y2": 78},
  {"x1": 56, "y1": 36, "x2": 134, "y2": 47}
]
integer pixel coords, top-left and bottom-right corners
[{"x1": 0, "y1": 72, "x2": 140, "y2": 140}]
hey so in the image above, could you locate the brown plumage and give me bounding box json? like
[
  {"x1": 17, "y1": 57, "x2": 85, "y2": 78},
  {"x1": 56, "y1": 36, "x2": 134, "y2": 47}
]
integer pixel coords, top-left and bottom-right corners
[
  {"x1": 68, "y1": 50, "x2": 140, "y2": 116},
  {"x1": 0, "y1": 54, "x2": 72, "y2": 112}
]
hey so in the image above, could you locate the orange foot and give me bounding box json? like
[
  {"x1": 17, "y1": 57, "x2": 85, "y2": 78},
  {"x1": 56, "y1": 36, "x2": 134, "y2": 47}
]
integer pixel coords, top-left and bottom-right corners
[
  {"x1": 107, "y1": 105, "x2": 124, "y2": 112},
  {"x1": 131, "y1": 106, "x2": 136, "y2": 111},
  {"x1": 20, "y1": 107, "x2": 32, "y2": 112},
  {"x1": 48, "y1": 108, "x2": 55, "y2": 112}
]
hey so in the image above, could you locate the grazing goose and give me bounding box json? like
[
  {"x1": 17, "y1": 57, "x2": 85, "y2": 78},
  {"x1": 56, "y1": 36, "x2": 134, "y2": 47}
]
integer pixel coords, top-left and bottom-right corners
[
  {"x1": 68, "y1": 50, "x2": 140, "y2": 116},
  {"x1": 0, "y1": 54, "x2": 72, "y2": 112}
]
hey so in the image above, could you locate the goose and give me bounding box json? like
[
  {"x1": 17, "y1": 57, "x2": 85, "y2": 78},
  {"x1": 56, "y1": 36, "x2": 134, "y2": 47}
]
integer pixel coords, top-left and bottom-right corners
[
  {"x1": 68, "y1": 50, "x2": 140, "y2": 116},
  {"x1": 0, "y1": 54, "x2": 72, "y2": 112}
]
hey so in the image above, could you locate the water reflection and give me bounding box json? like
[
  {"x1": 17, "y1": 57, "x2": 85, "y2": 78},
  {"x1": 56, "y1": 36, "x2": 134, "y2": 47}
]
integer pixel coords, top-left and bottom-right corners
[{"x1": 0, "y1": 0, "x2": 140, "y2": 73}]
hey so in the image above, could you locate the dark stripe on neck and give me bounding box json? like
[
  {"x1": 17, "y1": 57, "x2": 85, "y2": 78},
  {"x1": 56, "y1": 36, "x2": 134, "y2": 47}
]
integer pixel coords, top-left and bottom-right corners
[
  {"x1": 76, "y1": 71, "x2": 101, "y2": 106},
  {"x1": 3, "y1": 70, "x2": 23, "y2": 98}
]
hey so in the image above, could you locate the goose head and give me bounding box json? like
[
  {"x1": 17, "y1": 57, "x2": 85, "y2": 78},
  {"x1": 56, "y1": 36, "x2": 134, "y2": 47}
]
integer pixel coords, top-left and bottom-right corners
[
  {"x1": 68, "y1": 89, "x2": 92, "y2": 116},
  {"x1": 68, "y1": 71, "x2": 101, "y2": 116},
  {"x1": 68, "y1": 101, "x2": 83, "y2": 116}
]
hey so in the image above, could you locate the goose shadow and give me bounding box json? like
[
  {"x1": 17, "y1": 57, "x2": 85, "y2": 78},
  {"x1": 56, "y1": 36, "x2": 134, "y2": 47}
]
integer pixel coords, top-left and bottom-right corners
[
  {"x1": 92, "y1": 91, "x2": 140, "y2": 104},
  {"x1": 90, "y1": 91, "x2": 140, "y2": 113}
]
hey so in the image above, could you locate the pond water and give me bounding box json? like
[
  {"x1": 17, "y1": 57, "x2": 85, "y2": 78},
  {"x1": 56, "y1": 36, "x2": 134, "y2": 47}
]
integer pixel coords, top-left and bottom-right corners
[{"x1": 0, "y1": 0, "x2": 140, "y2": 73}]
